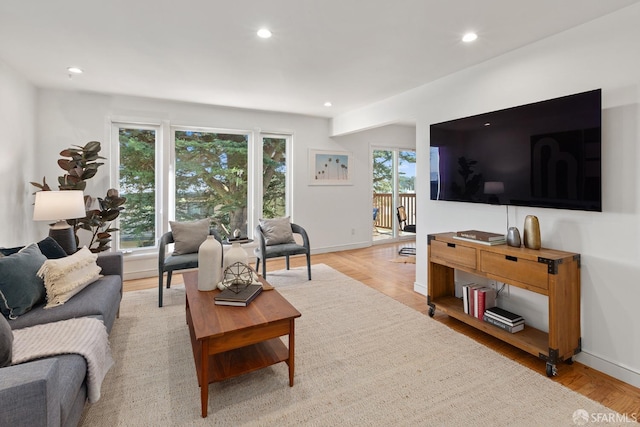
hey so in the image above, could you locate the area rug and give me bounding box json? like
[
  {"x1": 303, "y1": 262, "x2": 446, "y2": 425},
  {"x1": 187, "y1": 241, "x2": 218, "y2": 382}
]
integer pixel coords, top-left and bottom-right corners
[{"x1": 80, "y1": 264, "x2": 622, "y2": 426}]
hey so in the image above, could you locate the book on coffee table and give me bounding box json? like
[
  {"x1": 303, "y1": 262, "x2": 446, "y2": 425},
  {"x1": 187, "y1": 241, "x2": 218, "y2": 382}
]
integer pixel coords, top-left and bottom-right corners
[{"x1": 214, "y1": 284, "x2": 262, "y2": 306}]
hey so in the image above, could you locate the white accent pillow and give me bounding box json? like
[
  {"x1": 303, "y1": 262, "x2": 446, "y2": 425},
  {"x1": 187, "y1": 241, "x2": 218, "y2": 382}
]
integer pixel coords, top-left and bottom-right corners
[
  {"x1": 169, "y1": 218, "x2": 210, "y2": 255},
  {"x1": 36, "y1": 246, "x2": 102, "y2": 308},
  {"x1": 259, "y1": 217, "x2": 295, "y2": 246}
]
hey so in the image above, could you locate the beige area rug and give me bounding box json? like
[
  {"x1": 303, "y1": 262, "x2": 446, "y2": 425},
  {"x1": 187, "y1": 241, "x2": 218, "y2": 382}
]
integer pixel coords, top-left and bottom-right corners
[{"x1": 80, "y1": 264, "x2": 623, "y2": 426}]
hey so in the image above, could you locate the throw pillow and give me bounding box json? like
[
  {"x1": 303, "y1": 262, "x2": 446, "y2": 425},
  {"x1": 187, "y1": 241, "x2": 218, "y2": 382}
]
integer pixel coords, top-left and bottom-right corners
[
  {"x1": 259, "y1": 216, "x2": 295, "y2": 246},
  {"x1": 36, "y1": 246, "x2": 102, "y2": 308},
  {"x1": 169, "y1": 218, "x2": 210, "y2": 255},
  {"x1": 0, "y1": 244, "x2": 47, "y2": 319},
  {"x1": 0, "y1": 314, "x2": 13, "y2": 367},
  {"x1": 0, "y1": 236, "x2": 68, "y2": 259}
]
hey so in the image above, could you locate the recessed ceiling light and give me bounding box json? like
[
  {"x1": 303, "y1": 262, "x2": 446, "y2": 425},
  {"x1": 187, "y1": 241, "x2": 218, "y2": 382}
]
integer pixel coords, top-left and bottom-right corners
[
  {"x1": 257, "y1": 28, "x2": 272, "y2": 39},
  {"x1": 67, "y1": 67, "x2": 83, "y2": 74},
  {"x1": 462, "y1": 32, "x2": 478, "y2": 43},
  {"x1": 324, "y1": 102, "x2": 332, "y2": 107}
]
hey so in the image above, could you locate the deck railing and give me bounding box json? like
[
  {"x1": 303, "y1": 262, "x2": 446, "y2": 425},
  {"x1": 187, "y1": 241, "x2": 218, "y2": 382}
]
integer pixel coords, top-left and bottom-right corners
[{"x1": 373, "y1": 193, "x2": 416, "y2": 230}]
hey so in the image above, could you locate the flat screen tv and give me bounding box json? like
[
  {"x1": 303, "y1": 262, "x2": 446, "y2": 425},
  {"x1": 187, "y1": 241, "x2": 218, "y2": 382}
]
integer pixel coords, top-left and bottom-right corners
[{"x1": 430, "y1": 89, "x2": 601, "y2": 212}]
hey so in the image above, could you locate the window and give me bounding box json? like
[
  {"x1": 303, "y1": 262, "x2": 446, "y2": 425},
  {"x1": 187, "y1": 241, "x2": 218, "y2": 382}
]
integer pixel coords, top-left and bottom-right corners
[
  {"x1": 113, "y1": 120, "x2": 291, "y2": 253},
  {"x1": 174, "y1": 129, "x2": 249, "y2": 236},
  {"x1": 262, "y1": 135, "x2": 288, "y2": 218},
  {"x1": 117, "y1": 126, "x2": 158, "y2": 249}
]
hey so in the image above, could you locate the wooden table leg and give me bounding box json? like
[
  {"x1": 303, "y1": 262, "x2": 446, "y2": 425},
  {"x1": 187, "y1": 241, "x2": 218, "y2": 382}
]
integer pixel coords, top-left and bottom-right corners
[
  {"x1": 288, "y1": 319, "x2": 295, "y2": 386},
  {"x1": 200, "y1": 340, "x2": 209, "y2": 417}
]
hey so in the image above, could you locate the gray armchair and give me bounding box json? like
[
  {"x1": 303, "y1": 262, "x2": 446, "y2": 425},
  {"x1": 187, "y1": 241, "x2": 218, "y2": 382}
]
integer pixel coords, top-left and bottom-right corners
[
  {"x1": 158, "y1": 228, "x2": 222, "y2": 307},
  {"x1": 254, "y1": 223, "x2": 311, "y2": 280}
]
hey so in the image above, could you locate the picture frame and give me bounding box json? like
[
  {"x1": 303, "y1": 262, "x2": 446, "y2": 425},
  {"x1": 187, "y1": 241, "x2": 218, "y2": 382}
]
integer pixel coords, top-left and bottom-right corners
[{"x1": 309, "y1": 149, "x2": 352, "y2": 185}]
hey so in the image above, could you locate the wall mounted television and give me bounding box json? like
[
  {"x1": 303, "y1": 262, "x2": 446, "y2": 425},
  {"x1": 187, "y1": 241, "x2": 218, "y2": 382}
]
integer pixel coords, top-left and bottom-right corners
[{"x1": 430, "y1": 89, "x2": 602, "y2": 212}]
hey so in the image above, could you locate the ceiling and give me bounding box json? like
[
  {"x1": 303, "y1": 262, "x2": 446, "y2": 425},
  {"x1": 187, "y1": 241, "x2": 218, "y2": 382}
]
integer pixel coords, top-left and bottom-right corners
[{"x1": 1, "y1": 0, "x2": 638, "y2": 119}]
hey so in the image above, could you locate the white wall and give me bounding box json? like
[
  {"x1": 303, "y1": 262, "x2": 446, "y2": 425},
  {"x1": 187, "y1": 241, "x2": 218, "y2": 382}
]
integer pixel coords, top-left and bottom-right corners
[
  {"x1": 331, "y1": 4, "x2": 640, "y2": 387},
  {"x1": 34, "y1": 90, "x2": 416, "y2": 277},
  {"x1": 0, "y1": 60, "x2": 38, "y2": 247}
]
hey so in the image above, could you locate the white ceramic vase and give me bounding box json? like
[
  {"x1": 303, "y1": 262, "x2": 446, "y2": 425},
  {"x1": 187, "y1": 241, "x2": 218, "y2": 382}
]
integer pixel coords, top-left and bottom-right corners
[
  {"x1": 197, "y1": 236, "x2": 223, "y2": 291},
  {"x1": 224, "y1": 242, "x2": 248, "y2": 269}
]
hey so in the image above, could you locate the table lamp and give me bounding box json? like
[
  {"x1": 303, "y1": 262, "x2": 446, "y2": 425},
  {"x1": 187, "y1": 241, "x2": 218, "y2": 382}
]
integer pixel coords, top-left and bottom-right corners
[{"x1": 33, "y1": 190, "x2": 86, "y2": 255}]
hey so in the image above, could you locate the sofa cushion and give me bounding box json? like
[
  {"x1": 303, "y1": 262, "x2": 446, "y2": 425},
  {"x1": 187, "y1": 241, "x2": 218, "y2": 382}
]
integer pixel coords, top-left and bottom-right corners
[
  {"x1": 0, "y1": 315, "x2": 12, "y2": 367},
  {"x1": 8, "y1": 275, "x2": 122, "y2": 333},
  {"x1": 169, "y1": 218, "x2": 210, "y2": 255},
  {"x1": 259, "y1": 216, "x2": 295, "y2": 246},
  {"x1": 0, "y1": 237, "x2": 68, "y2": 259},
  {"x1": 0, "y1": 244, "x2": 47, "y2": 319},
  {"x1": 37, "y1": 247, "x2": 102, "y2": 308}
]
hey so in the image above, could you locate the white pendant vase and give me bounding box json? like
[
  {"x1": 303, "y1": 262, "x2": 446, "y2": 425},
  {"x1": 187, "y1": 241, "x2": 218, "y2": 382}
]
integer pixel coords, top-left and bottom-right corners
[{"x1": 198, "y1": 236, "x2": 223, "y2": 291}]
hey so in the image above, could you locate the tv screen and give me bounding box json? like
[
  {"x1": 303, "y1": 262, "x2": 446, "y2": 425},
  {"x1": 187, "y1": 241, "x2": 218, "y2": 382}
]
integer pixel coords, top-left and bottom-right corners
[{"x1": 430, "y1": 89, "x2": 601, "y2": 212}]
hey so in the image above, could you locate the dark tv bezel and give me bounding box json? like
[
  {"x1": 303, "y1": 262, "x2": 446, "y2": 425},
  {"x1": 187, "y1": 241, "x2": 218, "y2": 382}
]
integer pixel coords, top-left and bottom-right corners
[{"x1": 429, "y1": 89, "x2": 602, "y2": 212}]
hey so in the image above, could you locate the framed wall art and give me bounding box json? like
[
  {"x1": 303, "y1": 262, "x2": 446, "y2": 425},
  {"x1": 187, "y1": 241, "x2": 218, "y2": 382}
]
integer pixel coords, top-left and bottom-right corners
[{"x1": 309, "y1": 149, "x2": 352, "y2": 185}]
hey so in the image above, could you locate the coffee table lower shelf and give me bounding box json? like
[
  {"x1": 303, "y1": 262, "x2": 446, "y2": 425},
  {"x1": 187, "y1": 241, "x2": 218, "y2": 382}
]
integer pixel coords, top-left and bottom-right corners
[{"x1": 190, "y1": 337, "x2": 290, "y2": 384}]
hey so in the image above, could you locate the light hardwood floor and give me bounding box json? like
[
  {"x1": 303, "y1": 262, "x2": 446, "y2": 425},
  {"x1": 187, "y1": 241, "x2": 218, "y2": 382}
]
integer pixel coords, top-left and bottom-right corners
[{"x1": 125, "y1": 242, "x2": 640, "y2": 417}]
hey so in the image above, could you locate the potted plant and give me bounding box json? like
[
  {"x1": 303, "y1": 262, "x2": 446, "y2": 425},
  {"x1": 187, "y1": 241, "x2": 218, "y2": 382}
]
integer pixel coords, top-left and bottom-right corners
[{"x1": 31, "y1": 141, "x2": 126, "y2": 252}]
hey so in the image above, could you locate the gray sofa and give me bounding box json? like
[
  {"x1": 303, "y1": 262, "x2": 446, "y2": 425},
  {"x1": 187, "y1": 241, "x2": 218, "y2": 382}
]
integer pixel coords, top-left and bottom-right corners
[{"x1": 0, "y1": 252, "x2": 123, "y2": 427}]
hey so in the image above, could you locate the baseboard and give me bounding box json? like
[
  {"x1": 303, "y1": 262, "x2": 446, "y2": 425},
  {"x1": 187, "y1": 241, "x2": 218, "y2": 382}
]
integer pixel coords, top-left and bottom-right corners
[
  {"x1": 413, "y1": 281, "x2": 426, "y2": 296},
  {"x1": 576, "y1": 351, "x2": 640, "y2": 389},
  {"x1": 311, "y1": 241, "x2": 371, "y2": 254}
]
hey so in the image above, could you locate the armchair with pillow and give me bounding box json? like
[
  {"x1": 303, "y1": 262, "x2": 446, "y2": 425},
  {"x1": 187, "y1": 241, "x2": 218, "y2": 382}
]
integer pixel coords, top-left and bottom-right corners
[
  {"x1": 254, "y1": 217, "x2": 311, "y2": 280},
  {"x1": 157, "y1": 218, "x2": 223, "y2": 307}
]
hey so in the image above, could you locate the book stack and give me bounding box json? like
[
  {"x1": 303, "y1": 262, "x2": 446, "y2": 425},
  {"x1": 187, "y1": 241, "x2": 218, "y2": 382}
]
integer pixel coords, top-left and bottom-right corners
[
  {"x1": 462, "y1": 284, "x2": 496, "y2": 319},
  {"x1": 453, "y1": 230, "x2": 506, "y2": 246},
  {"x1": 214, "y1": 284, "x2": 262, "y2": 306},
  {"x1": 483, "y1": 307, "x2": 525, "y2": 333}
]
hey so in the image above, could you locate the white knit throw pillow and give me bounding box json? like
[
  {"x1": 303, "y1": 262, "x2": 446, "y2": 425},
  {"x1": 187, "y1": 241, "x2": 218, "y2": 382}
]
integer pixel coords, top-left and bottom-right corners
[{"x1": 37, "y1": 247, "x2": 102, "y2": 308}]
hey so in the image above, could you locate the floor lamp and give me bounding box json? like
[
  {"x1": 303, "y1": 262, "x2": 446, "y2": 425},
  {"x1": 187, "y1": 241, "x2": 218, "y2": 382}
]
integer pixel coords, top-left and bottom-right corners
[{"x1": 33, "y1": 190, "x2": 86, "y2": 255}]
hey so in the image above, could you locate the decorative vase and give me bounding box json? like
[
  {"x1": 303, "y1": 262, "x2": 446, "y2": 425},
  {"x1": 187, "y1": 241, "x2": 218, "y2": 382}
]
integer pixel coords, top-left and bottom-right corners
[
  {"x1": 197, "y1": 236, "x2": 223, "y2": 291},
  {"x1": 523, "y1": 215, "x2": 541, "y2": 249},
  {"x1": 224, "y1": 242, "x2": 248, "y2": 269},
  {"x1": 506, "y1": 227, "x2": 521, "y2": 247}
]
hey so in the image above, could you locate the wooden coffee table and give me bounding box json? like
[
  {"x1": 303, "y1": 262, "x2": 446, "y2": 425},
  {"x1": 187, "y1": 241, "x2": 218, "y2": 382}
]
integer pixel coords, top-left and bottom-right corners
[{"x1": 182, "y1": 271, "x2": 301, "y2": 418}]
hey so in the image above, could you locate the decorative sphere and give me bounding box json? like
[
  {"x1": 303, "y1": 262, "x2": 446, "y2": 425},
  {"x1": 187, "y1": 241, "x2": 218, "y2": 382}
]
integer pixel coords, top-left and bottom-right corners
[{"x1": 222, "y1": 262, "x2": 253, "y2": 293}]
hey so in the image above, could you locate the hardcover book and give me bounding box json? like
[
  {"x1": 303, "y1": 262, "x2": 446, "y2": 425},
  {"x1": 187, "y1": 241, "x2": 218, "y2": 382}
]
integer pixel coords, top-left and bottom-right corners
[
  {"x1": 452, "y1": 236, "x2": 506, "y2": 246},
  {"x1": 214, "y1": 284, "x2": 262, "y2": 307},
  {"x1": 475, "y1": 287, "x2": 497, "y2": 319},
  {"x1": 456, "y1": 230, "x2": 506, "y2": 242},
  {"x1": 483, "y1": 314, "x2": 525, "y2": 333},
  {"x1": 484, "y1": 306, "x2": 524, "y2": 324},
  {"x1": 484, "y1": 311, "x2": 525, "y2": 326}
]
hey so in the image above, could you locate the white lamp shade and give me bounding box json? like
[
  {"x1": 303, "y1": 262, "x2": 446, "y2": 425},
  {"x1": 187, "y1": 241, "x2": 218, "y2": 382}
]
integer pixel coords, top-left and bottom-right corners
[{"x1": 33, "y1": 190, "x2": 87, "y2": 222}]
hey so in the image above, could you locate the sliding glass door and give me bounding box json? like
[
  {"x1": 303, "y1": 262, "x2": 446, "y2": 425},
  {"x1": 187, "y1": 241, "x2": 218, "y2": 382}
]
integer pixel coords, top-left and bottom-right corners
[{"x1": 372, "y1": 148, "x2": 416, "y2": 242}]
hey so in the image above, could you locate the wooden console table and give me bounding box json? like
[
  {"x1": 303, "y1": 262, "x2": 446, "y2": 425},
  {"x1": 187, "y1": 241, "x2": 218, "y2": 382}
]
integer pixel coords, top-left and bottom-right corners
[{"x1": 427, "y1": 232, "x2": 581, "y2": 376}]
